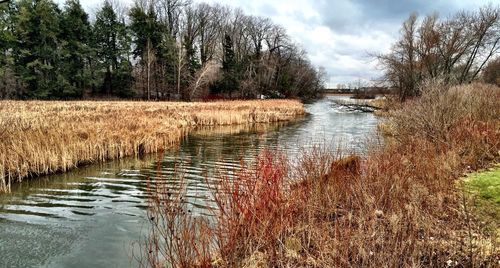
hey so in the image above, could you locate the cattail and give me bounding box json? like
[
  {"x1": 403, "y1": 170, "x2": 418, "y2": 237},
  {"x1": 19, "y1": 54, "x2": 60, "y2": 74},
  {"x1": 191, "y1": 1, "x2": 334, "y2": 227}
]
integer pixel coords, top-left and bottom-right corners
[{"x1": 0, "y1": 100, "x2": 304, "y2": 193}]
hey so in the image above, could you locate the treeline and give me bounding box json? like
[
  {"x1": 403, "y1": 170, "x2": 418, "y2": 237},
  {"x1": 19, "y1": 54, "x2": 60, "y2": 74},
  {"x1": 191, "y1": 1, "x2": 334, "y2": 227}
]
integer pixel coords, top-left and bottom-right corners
[
  {"x1": 378, "y1": 5, "x2": 500, "y2": 101},
  {"x1": 0, "y1": 0, "x2": 324, "y2": 100}
]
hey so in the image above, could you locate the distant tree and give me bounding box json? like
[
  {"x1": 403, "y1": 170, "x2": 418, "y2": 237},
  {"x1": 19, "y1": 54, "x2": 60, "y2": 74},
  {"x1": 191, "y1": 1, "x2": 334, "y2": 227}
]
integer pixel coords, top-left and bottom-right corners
[
  {"x1": 14, "y1": 0, "x2": 62, "y2": 99},
  {"x1": 157, "y1": 0, "x2": 190, "y2": 38},
  {"x1": 483, "y1": 57, "x2": 500, "y2": 86},
  {"x1": 0, "y1": 0, "x2": 324, "y2": 100},
  {"x1": 222, "y1": 34, "x2": 235, "y2": 75},
  {"x1": 0, "y1": 0, "x2": 23, "y2": 98},
  {"x1": 59, "y1": 0, "x2": 91, "y2": 98},
  {"x1": 182, "y1": 7, "x2": 200, "y2": 77},
  {"x1": 195, "y1": 3, "x2": 223, "y2": 65},
  {"x1": 216, "y1": 33, "x2": 239, "y2": 96},
  {"x1": 93, "y1": 0, "x2": 133, "y2": 97},
  {"x1": 378, "y1": 5, "x2": 500, "y2": 101},
  {"x1": 129, "y1": 1, "x2": 162, "y2": 99},
  {"x1": 164, "y1": 37, "x2": 178, "y2": 98},
  {"x1": 183, "y1": 35, "x2": 200, "y2": 75},
  {"x1": 377, "y1": 13, "x2": 418, "y2": 101}
]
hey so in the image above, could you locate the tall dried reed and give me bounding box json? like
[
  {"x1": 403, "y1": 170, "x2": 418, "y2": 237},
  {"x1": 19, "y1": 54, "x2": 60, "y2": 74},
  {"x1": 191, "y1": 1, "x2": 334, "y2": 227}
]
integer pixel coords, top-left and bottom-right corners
[
  {"x1": 0, "y1": 100, "x2": 304, "y2": 192},
  {"x1": 144, "y1": 83, "x2": 499, "y2": 267}
]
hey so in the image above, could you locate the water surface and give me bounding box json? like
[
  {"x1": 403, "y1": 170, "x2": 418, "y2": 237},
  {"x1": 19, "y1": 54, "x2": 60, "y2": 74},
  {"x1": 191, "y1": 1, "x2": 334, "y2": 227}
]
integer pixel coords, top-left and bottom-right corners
[{"x1": 0, "y1": 96, "x2": 377, "y2": 267}]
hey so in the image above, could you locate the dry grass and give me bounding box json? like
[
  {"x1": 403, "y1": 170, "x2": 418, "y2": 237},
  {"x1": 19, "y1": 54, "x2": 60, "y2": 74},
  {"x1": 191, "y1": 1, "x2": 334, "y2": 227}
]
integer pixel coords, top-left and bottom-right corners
[
  {"x1": 143, "y1": 83, "x2": 500, "y2": 267},
  {"x1": 0, "y1": 100, "x2": 304, "y2": 192}
]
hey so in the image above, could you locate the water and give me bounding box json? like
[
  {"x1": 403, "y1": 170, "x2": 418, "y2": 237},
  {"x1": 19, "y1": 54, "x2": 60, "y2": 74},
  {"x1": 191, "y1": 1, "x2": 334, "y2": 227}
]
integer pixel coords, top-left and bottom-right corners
[{"x1": 0, "y1": 96, "x2": 378, "y2": 268}]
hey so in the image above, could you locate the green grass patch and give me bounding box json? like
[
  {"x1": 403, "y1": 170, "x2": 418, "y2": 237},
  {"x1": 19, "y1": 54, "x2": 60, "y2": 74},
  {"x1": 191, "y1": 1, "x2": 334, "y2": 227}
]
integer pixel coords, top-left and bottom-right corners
[
  {"x1": 465, "y1": 164, "x2": 500, "y2": 204},
  {"x1": 463, "y1": 164, "x2": 500, "y2": 234}
]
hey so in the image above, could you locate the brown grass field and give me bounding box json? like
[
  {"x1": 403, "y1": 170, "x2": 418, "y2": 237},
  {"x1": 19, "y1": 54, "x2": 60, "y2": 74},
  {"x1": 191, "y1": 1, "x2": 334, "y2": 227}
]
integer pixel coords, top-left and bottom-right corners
[{"x1": 0, "y1": 100, "x2": 305, "y2": 192}]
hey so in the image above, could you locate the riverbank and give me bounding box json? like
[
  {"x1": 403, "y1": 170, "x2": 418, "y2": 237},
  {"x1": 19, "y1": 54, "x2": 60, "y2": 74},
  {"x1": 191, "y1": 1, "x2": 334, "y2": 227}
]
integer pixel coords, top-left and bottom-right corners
[
  {"x1": 0, "y1": 100, "x2": 305, "y2": 192},
  {"x1": 145, "y1": 83, "x2": 499, "y2": 267}
]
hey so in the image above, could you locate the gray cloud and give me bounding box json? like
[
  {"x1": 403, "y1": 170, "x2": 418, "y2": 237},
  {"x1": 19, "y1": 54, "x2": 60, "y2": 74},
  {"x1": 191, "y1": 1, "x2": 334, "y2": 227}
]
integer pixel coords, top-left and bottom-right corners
[{"x1": 299, "y1": 0, "x2": 496, "y2": 85}]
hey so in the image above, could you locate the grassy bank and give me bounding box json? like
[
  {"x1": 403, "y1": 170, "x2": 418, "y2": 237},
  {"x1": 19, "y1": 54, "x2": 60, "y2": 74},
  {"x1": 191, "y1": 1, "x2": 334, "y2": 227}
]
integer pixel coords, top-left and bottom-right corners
[
  {"x1": 465, "y1": 165, "x2": 500, "y2": 205},
  {"x1": 0, "y1": 100, "x2": 305, "y2": 192},
  {"x1": 144, "y1": 83, "x2": 499, "y2": 267},
  {"x1": 463, "y1": 165, "x2": 500, "y2": 236}
]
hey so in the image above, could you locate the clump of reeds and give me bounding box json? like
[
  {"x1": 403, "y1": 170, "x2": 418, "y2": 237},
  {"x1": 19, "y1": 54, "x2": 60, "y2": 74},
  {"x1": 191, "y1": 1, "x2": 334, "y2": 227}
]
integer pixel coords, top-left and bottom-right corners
[
  {"x1": 211, "y1": 150, "x2": 292, "y2": 267},
  {"x1": 140, "y1": 166, "x2": 213, "y2": 268},
  {"x1": 0, "y1": 100, "x2": 304, "y2": 192},
  {"x1": 143, "y1": 83, "x2": 499, "y2": 267}
]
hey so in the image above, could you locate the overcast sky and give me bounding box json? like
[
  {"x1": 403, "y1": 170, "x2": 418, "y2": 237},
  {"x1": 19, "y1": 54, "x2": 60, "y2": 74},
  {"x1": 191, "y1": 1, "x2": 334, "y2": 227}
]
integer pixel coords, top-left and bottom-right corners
[{"x1": 72, "y1": 0, "x2": 496, "y2": 87}]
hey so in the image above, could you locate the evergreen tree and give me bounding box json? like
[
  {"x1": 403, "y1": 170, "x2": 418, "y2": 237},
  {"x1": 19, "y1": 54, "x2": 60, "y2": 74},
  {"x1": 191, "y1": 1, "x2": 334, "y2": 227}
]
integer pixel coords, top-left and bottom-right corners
[
  {"x1": 129, "y1": 2, "x2": 161, "y2": 99},
  {"x1": 218, "y1": 33, "x2": 238, "y2": 96},
  {"x1": 115, "y1": 16, "x2": 134, "y2": 97},
  {"x1": 14, "y1": 0, "x2": 62, "y2": 99},
  {"x1": 222, "y1": 33, "x2": 235, "y2": 72},
  {"x1": 129, "y1": 3, "x2": 160, "y2": 59},
  {"x1": 158, "y1": 33, "x2": 177, "y2": 98},
  {"x1": 93, "y1": 0, "x2": 133, "y2": 97},
  {"x1": 0, "y1": 0, "x2": 324, "y2": 100},
  {"x1": 59, "y1": 0, "x2": 91, "y2": 98},
  {"x1": 183, "y1": 35, "x2": 200, "y2": 76},
  {"x1": 0, "y1": 0, "x2": 23, "y2": 98}
]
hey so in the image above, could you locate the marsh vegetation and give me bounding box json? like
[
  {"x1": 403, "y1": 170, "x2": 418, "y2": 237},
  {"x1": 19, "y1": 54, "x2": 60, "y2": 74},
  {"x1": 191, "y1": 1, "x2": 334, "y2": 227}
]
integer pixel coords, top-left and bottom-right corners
[{"x1": 0, "y1": 100, "x2": 304, "y2": 192}]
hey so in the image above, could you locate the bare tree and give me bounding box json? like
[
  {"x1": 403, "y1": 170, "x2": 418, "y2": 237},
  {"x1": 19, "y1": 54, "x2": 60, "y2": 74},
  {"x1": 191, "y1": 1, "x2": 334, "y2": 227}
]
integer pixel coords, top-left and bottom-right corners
[
  {"x1": 108, "y1": 0, "x2": 130, "y2": 22},
  {"x1": 156, "y1": 0, "x2": 190, "y2": 37},
  {"x1": 145, "y1": 40, "x2": 156, "y2": 100},
  {"x1": 460, "y1": 6, "x2": 500, "y2": 82},
  {"x1": 199, "y1": 4, "x2": 230, "y2": 64},
  {"x1": 188, "y1": 61, "x2": 219, "y2": 100},
  {"x1": 378, "y1": 5, "x2": 500, "y2": 101},
  {"x1": 175, "y1": 41, "x2": 186, "y2": 97},
  {"x1": 245, "y1": 16, "x2": 272, "y2": 58}
]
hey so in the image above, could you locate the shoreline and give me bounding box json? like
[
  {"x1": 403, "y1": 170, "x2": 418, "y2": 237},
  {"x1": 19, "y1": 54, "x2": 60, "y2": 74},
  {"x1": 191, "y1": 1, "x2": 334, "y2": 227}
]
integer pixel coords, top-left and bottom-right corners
[{"x1": 0, "y1": 100, "x2": 305, "y2": 192}]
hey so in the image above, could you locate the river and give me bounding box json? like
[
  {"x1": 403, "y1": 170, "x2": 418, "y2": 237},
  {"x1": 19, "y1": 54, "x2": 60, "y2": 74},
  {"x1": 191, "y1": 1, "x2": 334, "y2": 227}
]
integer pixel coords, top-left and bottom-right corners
[{"x1": 0, "y1": 96, "x2": 378, "y2": 268}]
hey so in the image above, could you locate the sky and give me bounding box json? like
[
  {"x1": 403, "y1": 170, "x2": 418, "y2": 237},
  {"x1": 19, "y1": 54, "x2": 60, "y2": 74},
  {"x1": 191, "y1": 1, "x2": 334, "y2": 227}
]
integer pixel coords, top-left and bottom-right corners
[{"x1": 70, "y1": 0, "x2": 496, "y2": 88}]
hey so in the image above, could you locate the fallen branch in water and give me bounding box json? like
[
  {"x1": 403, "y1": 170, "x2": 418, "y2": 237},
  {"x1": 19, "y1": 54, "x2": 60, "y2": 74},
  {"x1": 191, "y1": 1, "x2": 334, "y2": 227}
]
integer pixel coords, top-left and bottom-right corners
[{"x1": 332, "y1": 99, "x2": 381, "y2": 112}]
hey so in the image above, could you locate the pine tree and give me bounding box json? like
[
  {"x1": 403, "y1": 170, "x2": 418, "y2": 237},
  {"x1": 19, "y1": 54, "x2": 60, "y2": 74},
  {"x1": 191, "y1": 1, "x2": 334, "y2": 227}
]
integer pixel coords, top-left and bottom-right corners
[
  {"x1": 222, "y1": 33, "x2": 235, "y2": 72},
  {"x1": 0, "y1": 0, "x2": 23, "y2": 98},
  {"x1": 130, "y1": 2, "x2": 161, "y2": 99},
  {"x1": 114, "y1": 16, "x2": 134, "y2": 97},
  {"x1": 93, "y1": 0, "x2": 133, "y2": 97},
  {"x1": 129, "y1": 3, "x2": 161, "y2": 59},
  {"x1": 59, "y1": 0, "x2": 91, "y2": 98},
  {"x1": 14, "y1": 0, "x2": 62, "y2": 99},
  {"x1": 183, "y1": 35, "x2": 200, "y2": 76},
  {"x1": 219, "y1": 33, "x2": 238, "y2": 96}
]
